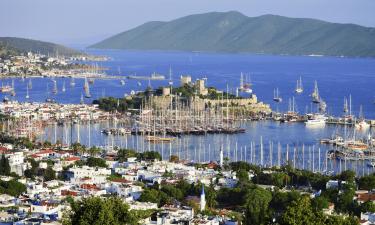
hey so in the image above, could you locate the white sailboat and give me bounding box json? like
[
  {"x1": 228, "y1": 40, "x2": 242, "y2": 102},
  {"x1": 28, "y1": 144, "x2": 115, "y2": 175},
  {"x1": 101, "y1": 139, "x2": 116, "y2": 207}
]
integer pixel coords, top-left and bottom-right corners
[
  {"x1": 25, "y1": 86, "x2": 30, "y2": 99},
  {"x1": 312, "y1": 81, "x2": 320, "y2": 103},
  {"x1": 28, "y1": 79, "x2": 32, "y2": 90},
  {"x1": 10, "y1": 80, "x2": 16, "y2": 96},
  {"x1": 84, "y1": 77, "x2": 91, "y2": 98},
  {"x1": 295, "y1": 76, "x2": 303, "y2": 93},
  {"x1": 62, "y1": 81, "x2": 66, "y2": 92},
  {"x1": 80, "y1": 93, "x2": 84, "y2": 104},
  {"x1": 343, "y1": 97, "x2": 348, "y2": 113},
  {"x1": 70, "y1": 77, "x2": 75, "y2": 87},
  {"x1": 168, "y1": 66, "x2": 173, "y2": 86},
  {"x1": 273, "y1": 88, "x2": 282, "y2": 102},
  {"x1": 52, "y1": 79, "x2": 58, "y2": 94},
  {"x1": 239, "y1": 73, "x2": 252, "y2": 93}
]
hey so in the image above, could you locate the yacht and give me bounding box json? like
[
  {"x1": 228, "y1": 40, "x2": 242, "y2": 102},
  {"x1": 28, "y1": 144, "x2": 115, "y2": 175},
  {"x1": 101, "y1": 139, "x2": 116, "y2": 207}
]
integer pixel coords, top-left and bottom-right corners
[
  {"x1": 305, "y1": 114, "x2": 327, "y2": 126},
  {"x1": 295, "y1": 76, "x2": 303, "y2": 93}
]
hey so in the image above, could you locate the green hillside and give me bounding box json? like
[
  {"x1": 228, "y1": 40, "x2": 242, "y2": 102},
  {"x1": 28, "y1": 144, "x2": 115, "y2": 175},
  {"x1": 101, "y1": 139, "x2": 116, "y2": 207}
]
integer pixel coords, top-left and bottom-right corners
[
  {"x1": 90, "y1": 11, "x2": 375, "y2": 57},
  {"x1": 0, "y1": 37, "x2": 83, "y2": 56}
]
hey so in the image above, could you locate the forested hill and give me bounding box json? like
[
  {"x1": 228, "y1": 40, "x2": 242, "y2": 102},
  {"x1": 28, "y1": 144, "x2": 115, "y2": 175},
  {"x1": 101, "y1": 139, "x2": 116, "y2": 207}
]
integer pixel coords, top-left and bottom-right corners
[
  {"x1": 91, "y1": 11, "x2": 375, "y2": 57},
  {"x1": 0, "y1": 37, "x2": 83, "y2": 56}
]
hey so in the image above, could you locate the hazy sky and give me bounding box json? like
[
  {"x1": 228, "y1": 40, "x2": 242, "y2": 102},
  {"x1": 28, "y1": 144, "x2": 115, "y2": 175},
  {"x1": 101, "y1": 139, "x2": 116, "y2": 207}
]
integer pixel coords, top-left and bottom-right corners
[{"x1": 1, "y1": 0, "x2": 375, "y2": 46}]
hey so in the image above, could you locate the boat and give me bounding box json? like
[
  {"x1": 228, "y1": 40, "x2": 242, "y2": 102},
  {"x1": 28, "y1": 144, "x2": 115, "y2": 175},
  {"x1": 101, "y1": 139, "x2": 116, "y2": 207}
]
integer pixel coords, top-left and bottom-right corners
[
  {"x1": 355, "y1": 120, "x2": 370, "y2": 130},
  {"x1": 145, "y1": 136, "x2": 175, "y2": 143},
  {"x1": 168, "y1": 66, "x2": 173, "y2": 86},
  {"x1": 84, "y1": 77, "x2": 91, "y2": 98},
  {"x1": 70, "y1": 77, "x2": 75, "y2": 87},
  {"x1": 128, "y1": 72, "x2": 166, "y2": 80},
  {"x1": 137, "y1": 81, "x2": 142, "y2": 87},
  {"x1": 295, "y1": 76, "x2": 303, "y2": 93},
  {"x1": 0, "y1": 84, "x2": 13, "y2": 93},
  {"x1": 88, "y1": 78, "x2": 94, "y2": 84},
  {"x1": 25, "y1": 86, "x2": 30, "y2": 99},
  {"x1": 239, "y1": 73, "x2": 252, "y2": 94},
  {"x1": 10, "y1": 80, "x2": 16, "y2": 96},
  {"x1": 343, "y1": 97, "x2": 348, "y2": 113},
  {"x1": 305, "y1": 114, "x2": 326, "y2": 126},
  {"x1": 355, "y1": 105, "x2": 370, "y2": 130},
  {"x1": 120, "y1": 80, "x2": 125, "y2": 86},
  {"x1": 28, "y1": 79, "x2": 32, "y2": 89},
  {"x1": 52, "y1": 79, "x2": 58, "y2": 94},
  {"x1": 45, "y1": 83, "x2": 55, "y2": 103},
  {"x1": 80, "y1": 93, "x2": 84, "y2": 104},
  {"x1": 312, "y1": 81, "x2": 320, "y2": 103},
  {"x1": 273, "y1": 88, "x2": 282, "y2": 102},
  {"x1": 62, "y1": 81, "x2": 66, "y2": 92}
]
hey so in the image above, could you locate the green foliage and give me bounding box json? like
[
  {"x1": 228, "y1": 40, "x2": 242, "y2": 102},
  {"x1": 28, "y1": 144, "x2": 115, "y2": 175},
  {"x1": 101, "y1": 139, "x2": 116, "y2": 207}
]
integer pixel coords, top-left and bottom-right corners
[
  {"x1": 243, "y1": 187, "x2": 272, "y2": 225},
  {"x1": 116, "y1": 149, "x2": 137, "y2": 162},
  {"x1": 43, "y1": 166, "x2": 56, "y2": 181},
  {"x1": 0, "y1": 37, "x2": 82, "y2": 56},
  {"x1": 0, "y1": 154, "x2": 11, "y2": 176},
  {"x1": 93, "y1": 97, "x2": 142, "y2": 113},
  {"x1": 137, "y1": 151, "x2": 162, "y2": 161},
  {"x1": 64, "y1": 197, "x2": 136, "y2": 225},
  {"x1": 360, "y1": 201, "x2": 375, "y2": 213},
  {"x1": 86, "y1": 157, "x2": 107, "y2": 168},
  {"x1": 169, "y1": 155, "x2": 179, "y2": 163},
  {"x1": 138, "y1": 188, "x2": 170, "y2": 207},
  {"x1": 0, "y1": 179, "x2": 26, "y2": 196},
  {"x1": 358, "y1": 174, "x2": 375, "y2": 190}
]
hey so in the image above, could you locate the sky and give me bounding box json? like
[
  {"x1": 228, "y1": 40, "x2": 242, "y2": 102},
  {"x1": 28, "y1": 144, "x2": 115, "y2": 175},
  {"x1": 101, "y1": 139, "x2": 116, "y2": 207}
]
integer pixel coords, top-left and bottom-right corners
[{"x1": 1, "y1": 0, "x2": 375, "y2": 46}]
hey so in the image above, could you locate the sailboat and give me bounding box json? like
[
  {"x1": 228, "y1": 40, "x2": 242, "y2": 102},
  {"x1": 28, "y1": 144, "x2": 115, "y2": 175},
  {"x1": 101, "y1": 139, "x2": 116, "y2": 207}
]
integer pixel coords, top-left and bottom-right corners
[
  {"x1": 355, "y1": 105, "x2": 370, "y2": 130},
  {"x1": 343, "y1": 97, "x2": 348, "y2": 113},
  {"x1": 295, "y1": 76, "x2": 303, "y2": 93},
  {"x1": 312, "y1": 81, "x2": 320, "y2": 103},
  {"x1": 239, "y1": 73, "x2": 252, "y2": 93},
  {"x1": 168, "y1": 66, "x2": 173, "y2": 86},
  {"x1": 70, "y1": 77, "x2": 75, "y2": 87},
  {"x1": 25, "y1": 86, "x2": 30, "y2": 99},
  {"x1": 80, "y1": 93, "x2": 84, "y2": 104},
  {"x1": 10, "y1": 80, "x2": 16, "y2": 96},
  {"x1": 273, "y1": 88, "x2": 282, "y2": 102},
  {"x1": 52, "y1": 79, "x2": 58, "y2": 94},
  {"x1": 45, "y1": 83, "x2": 54, "y2": 103},
  {"x1": 62, "y1": 81, "x2": 66, "y2": 92},
  {"x1": 28, "y1": 79, "x2": 32, "y2": 90},
  {"x1": 84, "y1": 77, "x2": 91, "y2": 98}
]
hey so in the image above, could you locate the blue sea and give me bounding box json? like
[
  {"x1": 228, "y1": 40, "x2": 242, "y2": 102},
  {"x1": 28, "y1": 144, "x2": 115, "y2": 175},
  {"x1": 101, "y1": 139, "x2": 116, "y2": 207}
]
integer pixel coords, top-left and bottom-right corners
[{"x1": 2, "y1": 49, "x2": 375, "y2": 175}]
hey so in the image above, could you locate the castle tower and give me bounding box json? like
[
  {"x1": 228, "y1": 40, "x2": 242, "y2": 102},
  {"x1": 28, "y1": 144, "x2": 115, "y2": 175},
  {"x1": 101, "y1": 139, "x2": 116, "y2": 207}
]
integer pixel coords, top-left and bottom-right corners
[{"x1": 200, "y1": 185, "x2": 206, "y2": 212}]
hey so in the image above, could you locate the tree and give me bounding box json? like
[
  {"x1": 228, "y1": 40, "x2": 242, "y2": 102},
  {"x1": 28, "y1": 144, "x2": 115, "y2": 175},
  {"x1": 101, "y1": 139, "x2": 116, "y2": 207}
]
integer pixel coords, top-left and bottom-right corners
[
  {"x1": 360, "y1": 201, "x2": 375, "y2": 213},
  {"x1": 237, "y1": 169, "x2": 250, "y2": 184},
  {"x1": 88, "y1": 146, "x2": 101, "y2": 157},
  {"x1": 0, "y1": 179, "x2": 26, "y2": 196},
  {"x1": 169, "y1": 155, "x2": 179, "y2": 163},
  {"x1": 86, "y1": 157, "x2": 107, "y2": 168},
  {"x1": 243, "y1": 187, "x2": 272, "y2": 225},
  {"x1": 138, "y1": 151, "x2": 161, "y2": 161},
  {"x1": 63, "y1": 197, "x2": 135, "y2": 225},
  {"x1": 43, "y1": 166, "x2": 56, "y2": 181},
  {"x1": 280, "y1": 196, "x2": 324, "y2": 225},
  {"x1": 117, "y1": 149, "x2": 137, "y2": 162},
  {"x1": 312, "y1": 196, "x2": 329, "y2": 211},
  {"x1": 358, "y1": 175, "x2": 375, "y2": 190},
  {"x1": 0, "y1": 154, "x2": 10, "y2": 175}
]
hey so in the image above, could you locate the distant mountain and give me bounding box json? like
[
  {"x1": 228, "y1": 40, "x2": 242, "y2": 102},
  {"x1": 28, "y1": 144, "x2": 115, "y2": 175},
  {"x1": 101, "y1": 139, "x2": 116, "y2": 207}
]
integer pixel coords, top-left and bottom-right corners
[
  {"x1": 0, "y1": 37, "x2": 83, "y2": 56},
  {"x1": 90, "y1": 11, "x2": 375, "y2": 57}
]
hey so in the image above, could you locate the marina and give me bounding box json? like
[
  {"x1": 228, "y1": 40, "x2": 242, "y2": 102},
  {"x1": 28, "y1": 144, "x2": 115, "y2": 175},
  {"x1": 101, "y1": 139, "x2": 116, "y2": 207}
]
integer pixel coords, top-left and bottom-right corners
[{"x1": 1, "y1": 50, "x2": 375, "y2": 176}]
